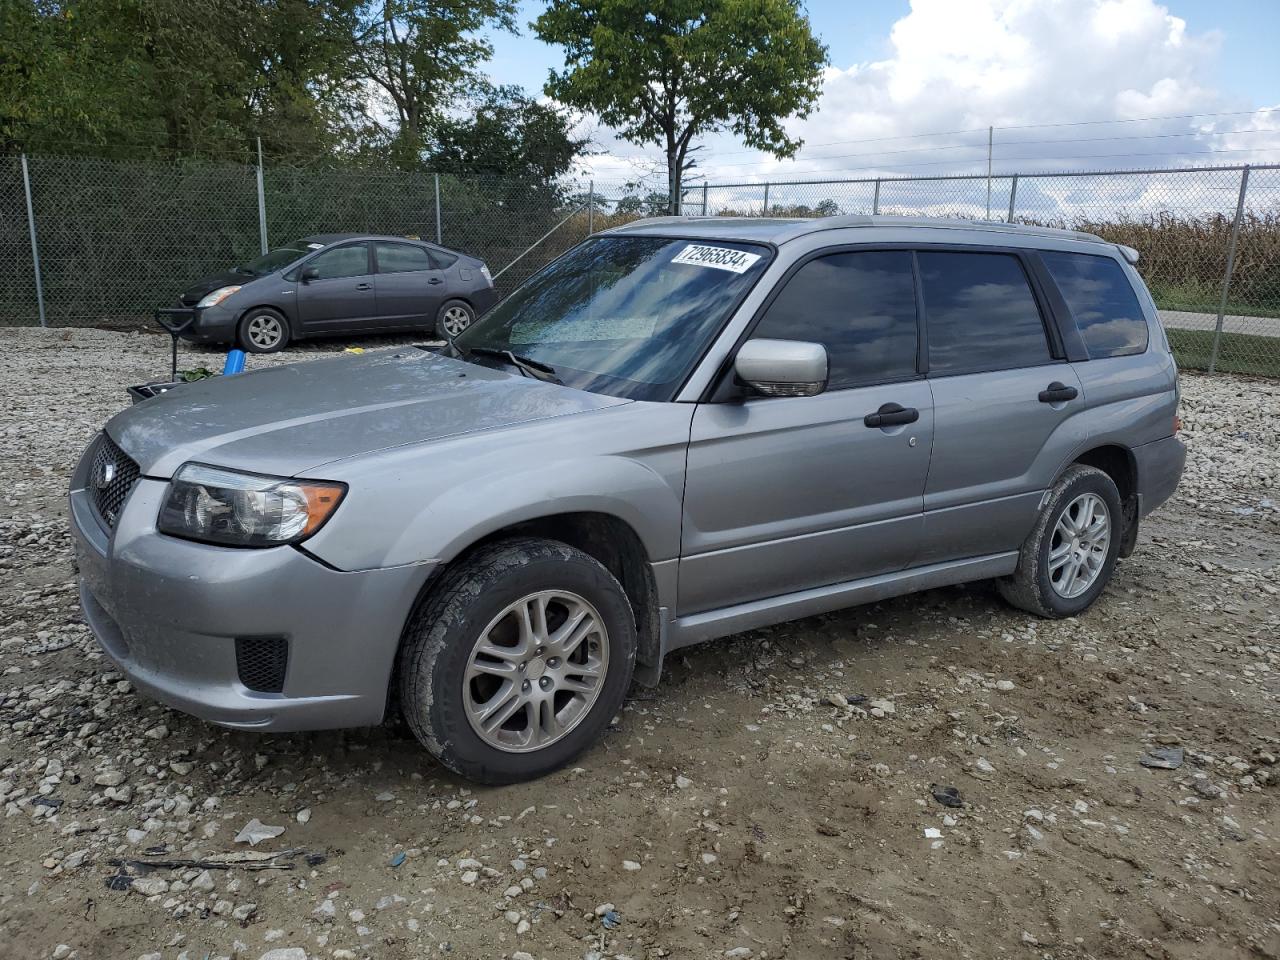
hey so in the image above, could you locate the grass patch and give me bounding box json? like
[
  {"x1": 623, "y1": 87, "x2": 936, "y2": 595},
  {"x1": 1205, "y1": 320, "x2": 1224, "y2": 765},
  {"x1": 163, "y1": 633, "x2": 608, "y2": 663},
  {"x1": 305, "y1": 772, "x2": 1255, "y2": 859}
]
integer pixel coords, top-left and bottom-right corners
[
  {"x1": 1167, "y1": 328, "x2": 1280, "y2": 377},
  {"x1": 1148, "y1": 280, "x2": 1280, "y2": 320}
]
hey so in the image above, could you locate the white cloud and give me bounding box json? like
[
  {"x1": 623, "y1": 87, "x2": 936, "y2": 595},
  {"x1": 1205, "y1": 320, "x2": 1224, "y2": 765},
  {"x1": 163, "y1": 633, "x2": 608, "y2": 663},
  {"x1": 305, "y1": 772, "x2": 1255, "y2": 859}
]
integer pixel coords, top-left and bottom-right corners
[{"x1": 574, "y1": 0, "x2": 1279, "y2": 204}]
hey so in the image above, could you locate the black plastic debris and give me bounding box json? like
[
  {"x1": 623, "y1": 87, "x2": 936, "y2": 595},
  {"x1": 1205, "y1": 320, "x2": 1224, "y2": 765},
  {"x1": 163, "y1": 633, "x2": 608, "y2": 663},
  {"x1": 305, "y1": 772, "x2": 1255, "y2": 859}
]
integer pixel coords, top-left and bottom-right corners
[
  {"x1": 1140, "y1": 746, "x2": 1184, "y2": 770},
  {"x1": 930, "y1": 784, "x2": 964, "y2": 808},
  {"x1": 104, "y1": 874, "x2": 133, "y2": 891},
  {"x1": 32, "y1": 796, "x2": 63, "y2": 811}
]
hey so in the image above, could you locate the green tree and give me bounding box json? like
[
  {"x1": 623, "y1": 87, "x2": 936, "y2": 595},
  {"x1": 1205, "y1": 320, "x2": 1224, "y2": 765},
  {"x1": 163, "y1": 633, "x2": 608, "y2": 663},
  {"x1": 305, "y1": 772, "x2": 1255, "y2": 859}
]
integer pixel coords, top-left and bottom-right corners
[
  {"x1": 354, "y1": 0, "x2": 517, "y2": 165},
  {"x1": 534, "y1": 0, "x2": 827, "y2": 214},
  {"x1": 428, "y1": 85, "x2": 587, "y2": 190}
]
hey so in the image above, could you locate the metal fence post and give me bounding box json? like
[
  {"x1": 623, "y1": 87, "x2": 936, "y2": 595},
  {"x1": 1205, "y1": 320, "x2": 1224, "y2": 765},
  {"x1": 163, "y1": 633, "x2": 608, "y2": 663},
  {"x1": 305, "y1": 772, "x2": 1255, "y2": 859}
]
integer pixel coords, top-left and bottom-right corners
[
  {"x1": 1007, "y1": 174, "x2": 1019, "y2": 224},
  {"x1": 255, "y1": 137, "x2": 268, "y2": 255},
  {"x1": 1208, "y1": 164, "x2": 1250, "y2": 374},
  {"x1": 701, "y1": 182, "x2": 708, "y2": 216},
  {"x1": 762, "y1": 181, "x2": 770, "y2": 215},
  {"x1": 20, "y1": 154, "x2": 47, "y2": 328},
  {"x1": 872, "y1": 179, "x2": 881, "y2": 215},
  {"x1": 587, "y1": 179, "x2": 594, "y2": 234},
  {"x1": 434, "y1": 174, "x2": 442, "y2": 244}
]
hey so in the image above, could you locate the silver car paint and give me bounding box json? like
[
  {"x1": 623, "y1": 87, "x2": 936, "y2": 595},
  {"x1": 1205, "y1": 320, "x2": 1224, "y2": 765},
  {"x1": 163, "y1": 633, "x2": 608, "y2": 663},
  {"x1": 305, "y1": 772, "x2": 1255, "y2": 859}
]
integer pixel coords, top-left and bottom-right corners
[{"x1": 71, "y1": 215, "x2": 1184, "y2": 732}]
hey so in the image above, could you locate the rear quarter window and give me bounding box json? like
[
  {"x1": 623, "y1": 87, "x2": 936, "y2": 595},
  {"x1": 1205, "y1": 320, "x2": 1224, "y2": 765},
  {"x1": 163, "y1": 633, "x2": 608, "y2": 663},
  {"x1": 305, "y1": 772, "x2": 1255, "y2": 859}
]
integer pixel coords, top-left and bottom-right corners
[{"x1": 1041, "y1": 251, "x2": 1149, "y2": 358}]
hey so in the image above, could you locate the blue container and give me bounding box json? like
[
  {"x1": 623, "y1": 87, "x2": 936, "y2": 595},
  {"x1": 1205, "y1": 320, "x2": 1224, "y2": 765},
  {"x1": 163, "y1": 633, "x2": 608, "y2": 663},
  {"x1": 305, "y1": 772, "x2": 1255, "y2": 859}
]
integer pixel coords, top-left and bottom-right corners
[{"x1": 223, "y1": 349, "x2": 246, "y2": 376}]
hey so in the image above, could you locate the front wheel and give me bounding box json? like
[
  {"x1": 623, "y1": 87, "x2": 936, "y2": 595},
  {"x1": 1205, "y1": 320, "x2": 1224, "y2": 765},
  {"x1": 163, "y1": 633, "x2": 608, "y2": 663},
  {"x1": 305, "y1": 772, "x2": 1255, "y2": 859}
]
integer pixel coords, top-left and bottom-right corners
[
  {"x1": 998, "y1": 464, "x2": 1123, "y2": 618},
  {"x1": 397, "y1": 538, "x2": 636, "y2": 784},
  {"x1": 236, "y1": 308, "x2": 290, "y2": 353}
]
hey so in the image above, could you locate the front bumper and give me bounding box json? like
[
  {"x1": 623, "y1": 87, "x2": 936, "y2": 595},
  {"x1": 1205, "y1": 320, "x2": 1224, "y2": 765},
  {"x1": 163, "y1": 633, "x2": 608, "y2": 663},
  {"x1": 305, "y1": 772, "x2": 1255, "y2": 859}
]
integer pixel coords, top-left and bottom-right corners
[
  {"x1": 1134, "y1": 434, "x2": 1186, "y2": 517},
  {"x1": 165, "y1": 303, "x2": 238, "y2": 343},
  {"x1": 69, "y1": 437, "x2": 431, "y2": 731}
]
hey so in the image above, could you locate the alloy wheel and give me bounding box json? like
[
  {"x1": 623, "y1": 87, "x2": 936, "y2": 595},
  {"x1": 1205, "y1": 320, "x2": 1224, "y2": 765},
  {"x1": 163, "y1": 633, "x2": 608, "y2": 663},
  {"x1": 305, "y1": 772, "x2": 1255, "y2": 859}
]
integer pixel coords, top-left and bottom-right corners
[
  {"x1": 463, "y1": 590, "x2": 610, "y2": 753},
  {"x1": 1047, "y1": 492, "x2": 1111, "y2": 599},
  {"x1": 246, "y1": 314, "x2": 284, "y2": 350},
  {"x1": 442, "y1": 305, "x2": 471, "y2": 338}
]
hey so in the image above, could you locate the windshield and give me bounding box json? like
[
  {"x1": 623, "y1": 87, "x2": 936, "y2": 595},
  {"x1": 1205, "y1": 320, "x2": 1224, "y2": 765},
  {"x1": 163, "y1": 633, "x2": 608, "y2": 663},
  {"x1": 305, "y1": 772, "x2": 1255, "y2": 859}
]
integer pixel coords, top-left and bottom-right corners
[
  {"x1": 236, "y1": 242, "x2": 317, "y2": 276},
  {"x1": 454, "y1": 236, "x2": 772, "y2": 400}
]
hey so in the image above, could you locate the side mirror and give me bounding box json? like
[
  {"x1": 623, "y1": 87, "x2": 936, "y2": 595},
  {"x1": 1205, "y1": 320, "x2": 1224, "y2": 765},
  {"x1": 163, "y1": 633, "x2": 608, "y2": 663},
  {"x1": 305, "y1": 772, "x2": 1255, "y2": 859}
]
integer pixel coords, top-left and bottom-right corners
[
  {"x1": 300, "y1": 266, "x2": 320, "y2": 283},
  {"x1": 734, "y1": 339, "x2": 828, "y2": 398}
]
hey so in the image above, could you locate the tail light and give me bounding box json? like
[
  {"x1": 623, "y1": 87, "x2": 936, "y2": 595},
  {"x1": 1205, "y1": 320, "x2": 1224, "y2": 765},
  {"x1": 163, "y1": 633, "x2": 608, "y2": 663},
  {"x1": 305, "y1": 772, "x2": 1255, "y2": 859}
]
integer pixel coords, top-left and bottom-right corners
[
  {"x1": 1173, "y1": 414, "x2": 1182, "y2": 434},
  {"x1": 479, "y1": 263, "x2": 493, "y2": 284}
]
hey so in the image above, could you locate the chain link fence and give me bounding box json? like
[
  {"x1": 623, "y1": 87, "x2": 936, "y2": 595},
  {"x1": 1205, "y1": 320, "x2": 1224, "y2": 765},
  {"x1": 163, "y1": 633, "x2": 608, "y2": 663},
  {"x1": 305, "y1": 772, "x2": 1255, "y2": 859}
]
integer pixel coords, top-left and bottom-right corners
[
  {"x1": 1, "y1": 152, "x2": 1277, "y2": 377},
  {"x1": 684, "y1": 164, "x2": 1280, "y2": 377}
]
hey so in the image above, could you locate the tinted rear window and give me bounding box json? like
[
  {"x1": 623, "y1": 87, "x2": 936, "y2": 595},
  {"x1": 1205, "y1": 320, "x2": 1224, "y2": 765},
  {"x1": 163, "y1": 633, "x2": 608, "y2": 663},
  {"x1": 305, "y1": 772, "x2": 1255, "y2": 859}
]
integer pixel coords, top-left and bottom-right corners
[
  {"x1": 753, "y1": 251, "x2": 918, "y2": 389},
  {"x1": 919, "y1": 251, "x2": 1052, "y2": 375},
  {"x1": 375, "y1": 242, "x2": 431, "y2": 273},
  {"x1": 1041, "y1": 252, "x2": 1149, "y2": 358}
]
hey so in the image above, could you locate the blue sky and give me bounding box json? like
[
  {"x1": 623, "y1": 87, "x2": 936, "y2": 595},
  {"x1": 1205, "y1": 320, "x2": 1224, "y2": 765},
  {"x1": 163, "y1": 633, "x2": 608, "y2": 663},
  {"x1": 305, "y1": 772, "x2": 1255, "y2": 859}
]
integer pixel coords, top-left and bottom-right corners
[{"x1": 480, "y1": 0, "x2": 1280, "y2": 184}]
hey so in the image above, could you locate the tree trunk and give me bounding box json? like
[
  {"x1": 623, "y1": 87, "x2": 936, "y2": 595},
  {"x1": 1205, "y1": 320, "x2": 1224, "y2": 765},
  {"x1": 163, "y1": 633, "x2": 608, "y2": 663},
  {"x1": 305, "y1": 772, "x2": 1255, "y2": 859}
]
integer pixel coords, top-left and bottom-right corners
[{"x1": 667, "y1": 146, "x2": 680, "y2": 216}]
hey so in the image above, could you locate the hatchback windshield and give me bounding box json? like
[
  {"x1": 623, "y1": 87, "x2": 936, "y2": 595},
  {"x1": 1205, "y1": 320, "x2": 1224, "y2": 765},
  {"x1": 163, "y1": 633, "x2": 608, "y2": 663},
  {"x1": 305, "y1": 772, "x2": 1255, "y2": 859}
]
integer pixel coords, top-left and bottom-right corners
[
  {"x1": 236, "y1": 242, "x2": 316, "y2": 276},
  {"x1": 454, "y1": 236, "x2": 772, "y2": 400}
]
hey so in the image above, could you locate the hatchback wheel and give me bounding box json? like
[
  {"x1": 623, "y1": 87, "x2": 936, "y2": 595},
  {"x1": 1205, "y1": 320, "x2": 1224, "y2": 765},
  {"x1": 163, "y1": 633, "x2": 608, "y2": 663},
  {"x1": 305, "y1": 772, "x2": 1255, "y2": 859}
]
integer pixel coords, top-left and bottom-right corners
[
  {"x1": 237, "y1": 308, "x2": 290, "y2": 353},
  {"x1": 397, "y1": 538, "x2": 636, "y2": 784},
  {"x1": 435, "y1": 300, "x2": 474, "y2": 340},
  {"x1": 998, "y1": 464, "x2": 1123, "y2": 618}
]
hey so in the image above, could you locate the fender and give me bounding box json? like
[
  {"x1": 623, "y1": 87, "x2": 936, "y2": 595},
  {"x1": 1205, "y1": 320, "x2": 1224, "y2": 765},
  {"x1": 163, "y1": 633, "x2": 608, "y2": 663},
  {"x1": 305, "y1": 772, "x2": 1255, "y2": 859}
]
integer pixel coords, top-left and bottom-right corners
[{"x1": 302, "y1": 401, "x2": 694, "y2": 572}]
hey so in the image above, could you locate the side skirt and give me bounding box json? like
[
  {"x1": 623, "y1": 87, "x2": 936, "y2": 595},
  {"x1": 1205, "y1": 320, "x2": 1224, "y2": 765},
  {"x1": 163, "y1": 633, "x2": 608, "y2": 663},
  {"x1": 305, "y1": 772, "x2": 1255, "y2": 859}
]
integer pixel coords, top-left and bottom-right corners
[{"x1": 665, "y1": 552, "x2": 1019, "y2": 654}]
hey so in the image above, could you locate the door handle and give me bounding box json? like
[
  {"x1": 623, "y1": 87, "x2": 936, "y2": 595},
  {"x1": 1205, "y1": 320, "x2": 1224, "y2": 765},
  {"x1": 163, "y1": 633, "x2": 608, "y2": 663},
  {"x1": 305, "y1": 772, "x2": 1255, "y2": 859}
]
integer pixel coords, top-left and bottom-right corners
[
  {"x1": 1038, "y1": 381, "x2": 1078, "y2": 403},
  {"x1": 356, "y1": 282, "x2": 372, "y2": 291},
  {"x1": 863, "y1": 402, "x2": 919, "y2": 428},
  {"x1": 428, "y1": 277, "x2": 443, "y2": 285}
]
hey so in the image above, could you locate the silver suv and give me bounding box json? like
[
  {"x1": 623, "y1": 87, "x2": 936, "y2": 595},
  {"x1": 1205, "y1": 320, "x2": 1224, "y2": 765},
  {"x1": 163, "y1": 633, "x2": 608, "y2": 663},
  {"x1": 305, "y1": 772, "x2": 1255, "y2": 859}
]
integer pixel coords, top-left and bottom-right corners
[{"x1": 70, "y1": 216, "x2": 1185, "y2": 784}]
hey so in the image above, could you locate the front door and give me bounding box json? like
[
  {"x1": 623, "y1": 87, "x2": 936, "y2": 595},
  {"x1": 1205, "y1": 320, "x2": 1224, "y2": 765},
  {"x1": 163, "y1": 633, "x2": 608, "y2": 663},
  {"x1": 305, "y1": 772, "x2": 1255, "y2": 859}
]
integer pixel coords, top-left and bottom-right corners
[
  {"x1": 372, "y1": 241, "x2": 446, "y2": 329},
  {"x1": 678, "y1": 249, "x2": 933, "y2": 616},
  {"x1": 295, "y1": 242, "x2": 376, "y2": 332}
]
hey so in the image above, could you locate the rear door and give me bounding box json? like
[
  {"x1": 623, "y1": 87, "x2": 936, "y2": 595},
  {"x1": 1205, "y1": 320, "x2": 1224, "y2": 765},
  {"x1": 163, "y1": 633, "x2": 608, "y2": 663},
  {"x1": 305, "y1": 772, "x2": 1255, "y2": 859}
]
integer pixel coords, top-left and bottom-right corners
[
  {"x1": 295, "y1": 242, "x2": 376, "y2": 333},
  {"x1": 679, "y1": 249, "x2": 934, "y2": 615},
  {"x1": 916, "y1": 248, "x2": 1084, "y2": 565},
  {"x1": 372, "y1": 241, "x2": 446, "y2": 329}
]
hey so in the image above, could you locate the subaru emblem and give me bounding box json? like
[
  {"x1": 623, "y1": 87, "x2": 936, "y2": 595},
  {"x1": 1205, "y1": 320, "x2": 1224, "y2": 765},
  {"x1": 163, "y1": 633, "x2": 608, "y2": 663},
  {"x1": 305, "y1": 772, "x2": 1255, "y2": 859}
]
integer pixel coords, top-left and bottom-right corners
[{"x1": 95, "y1": 458, "x2": 117, "y2": 490}]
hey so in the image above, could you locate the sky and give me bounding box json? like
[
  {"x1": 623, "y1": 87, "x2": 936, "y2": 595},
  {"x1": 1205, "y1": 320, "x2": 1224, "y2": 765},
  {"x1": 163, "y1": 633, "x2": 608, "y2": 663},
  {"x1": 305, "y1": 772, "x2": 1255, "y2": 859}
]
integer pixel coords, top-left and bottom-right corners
[{"x1": 482, "y1": 0, "x2": 1280, "y2": 190}]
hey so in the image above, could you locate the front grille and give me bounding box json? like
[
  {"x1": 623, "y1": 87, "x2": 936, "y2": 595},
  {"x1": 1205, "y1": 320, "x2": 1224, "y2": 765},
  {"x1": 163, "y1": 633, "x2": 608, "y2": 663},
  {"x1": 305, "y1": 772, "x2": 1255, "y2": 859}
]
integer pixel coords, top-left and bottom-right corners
[
  {"x1": 90, "y1": 434, "x2": 141, "y2": 529},
  {"x1": 235, "y1": 637, "x2": 289, "y2": 693}
]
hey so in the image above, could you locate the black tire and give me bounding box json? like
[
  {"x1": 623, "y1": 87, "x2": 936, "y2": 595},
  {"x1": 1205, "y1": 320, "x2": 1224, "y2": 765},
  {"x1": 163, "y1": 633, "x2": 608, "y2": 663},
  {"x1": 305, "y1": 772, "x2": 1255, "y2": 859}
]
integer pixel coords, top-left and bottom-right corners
[
  {"x1": 998, "y1": 464, "x2": 1124, "y2": 618},
  {"x1": 398, "y1": 538, "x2": 637, "y2": 784},
  {"x1": 236, "y1": 307, "x2": 291, "y2": 353},
  {"x1": 435, "y1": 299, "x2": 474, "y2": 341}
]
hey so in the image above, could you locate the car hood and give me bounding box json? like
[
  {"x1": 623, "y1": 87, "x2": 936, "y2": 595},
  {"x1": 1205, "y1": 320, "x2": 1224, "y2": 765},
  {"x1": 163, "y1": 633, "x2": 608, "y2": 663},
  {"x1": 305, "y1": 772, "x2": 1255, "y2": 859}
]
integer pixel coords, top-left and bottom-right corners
[
  {"x1": 179, "y1": 269, "x2": 258, "y2": 305},
  {"x1": 108, "y1": 348, "x2": 631, "y2": 478}
]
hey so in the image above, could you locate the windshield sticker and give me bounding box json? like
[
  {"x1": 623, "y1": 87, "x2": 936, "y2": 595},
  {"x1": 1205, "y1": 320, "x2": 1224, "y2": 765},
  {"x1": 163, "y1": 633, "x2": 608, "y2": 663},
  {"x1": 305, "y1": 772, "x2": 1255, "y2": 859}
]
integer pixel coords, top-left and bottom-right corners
[{"x1": 671, "y1": 244, "x2": 761, "y2": 274}]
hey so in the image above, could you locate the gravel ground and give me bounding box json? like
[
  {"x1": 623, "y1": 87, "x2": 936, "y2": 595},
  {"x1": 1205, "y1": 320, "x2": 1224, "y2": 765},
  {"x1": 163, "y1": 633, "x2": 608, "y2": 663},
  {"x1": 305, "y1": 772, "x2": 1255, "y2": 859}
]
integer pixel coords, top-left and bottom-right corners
[{"x1": 0, "y1": 327, "x2": 1277, "y2": 960}]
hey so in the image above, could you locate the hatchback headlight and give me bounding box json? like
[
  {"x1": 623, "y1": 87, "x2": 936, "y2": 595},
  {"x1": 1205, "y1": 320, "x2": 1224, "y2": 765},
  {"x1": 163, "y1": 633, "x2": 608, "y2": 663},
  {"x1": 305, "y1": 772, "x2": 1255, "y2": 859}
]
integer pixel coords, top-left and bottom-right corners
[
  {"x1": 158, "y1": 464, "x2": 346, "y2": 547},
  {"x1": 196, "y1": 285, "x2": 241, "y2": 308}
]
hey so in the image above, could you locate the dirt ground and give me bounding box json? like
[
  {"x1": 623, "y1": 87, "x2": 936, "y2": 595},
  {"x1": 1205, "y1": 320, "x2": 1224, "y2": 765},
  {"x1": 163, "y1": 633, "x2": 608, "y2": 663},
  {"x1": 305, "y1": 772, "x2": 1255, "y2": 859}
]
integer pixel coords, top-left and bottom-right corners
[{"x1": 0, "y1": 327, "x2": 1276, "y2": 960}]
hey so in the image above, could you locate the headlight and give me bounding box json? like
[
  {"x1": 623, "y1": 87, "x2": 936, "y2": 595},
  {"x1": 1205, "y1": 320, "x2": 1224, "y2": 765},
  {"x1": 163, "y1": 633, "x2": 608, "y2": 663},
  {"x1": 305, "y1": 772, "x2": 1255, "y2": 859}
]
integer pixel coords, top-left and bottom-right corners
[
  {"x1": 196, "y1": 285, "x2": 242, "y2": 308},
  {"x1": 158, "y1": 464, "x2": 346, "y2": 548}
]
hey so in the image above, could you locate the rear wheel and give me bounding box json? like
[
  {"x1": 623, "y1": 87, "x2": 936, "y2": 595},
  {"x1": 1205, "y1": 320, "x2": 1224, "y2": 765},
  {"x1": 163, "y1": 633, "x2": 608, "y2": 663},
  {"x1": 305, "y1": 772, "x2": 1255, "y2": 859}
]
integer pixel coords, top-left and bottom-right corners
[
  {"x1": 998, "y1": 464, "x2": 1123, "y2": 618},
  {"x1": 398, "y1": 538, "x2": 636, "y2": 784},
  {"x1": 236, "y1": 308, "x2": 290, "y2": 353},
  {"x1": 435, "y1": 299, "x2": 474, "y2": 340}
]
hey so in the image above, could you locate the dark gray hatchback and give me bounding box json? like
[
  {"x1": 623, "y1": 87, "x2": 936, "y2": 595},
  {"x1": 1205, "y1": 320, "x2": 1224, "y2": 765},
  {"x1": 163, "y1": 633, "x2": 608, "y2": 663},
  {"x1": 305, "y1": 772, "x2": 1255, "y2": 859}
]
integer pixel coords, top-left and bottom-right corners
[{"x1": 175, "y1": 233, "x2": 498, "y2": 352}]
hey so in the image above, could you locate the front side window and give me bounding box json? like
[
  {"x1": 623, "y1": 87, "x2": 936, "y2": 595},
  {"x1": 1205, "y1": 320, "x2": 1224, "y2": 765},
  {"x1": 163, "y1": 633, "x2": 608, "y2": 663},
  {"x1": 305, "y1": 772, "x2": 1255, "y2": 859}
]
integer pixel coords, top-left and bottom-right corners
[
  {"x1": 455, "y1": 236, "x2": 772, "y2": 400},
  {"x1": 919, "y1": 251, "x2": 1052, "y2": 375},
  {"x1": 307, "y1": 243, "x2": 370, "y2": 280},
  {"x1": 375, "y1": 242, "x2": 432, "y2": 274},
  {"x1": 752, "y1": 250, "x2": 918, "y2": 389},
  {"x1": 1041, "y1": 251, "x2": 1149, "y2": 358}
]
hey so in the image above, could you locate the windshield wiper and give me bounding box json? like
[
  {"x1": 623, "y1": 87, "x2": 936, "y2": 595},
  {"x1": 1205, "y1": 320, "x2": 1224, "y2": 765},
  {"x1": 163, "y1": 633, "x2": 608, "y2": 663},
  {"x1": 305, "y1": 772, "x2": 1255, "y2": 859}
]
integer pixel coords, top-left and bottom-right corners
[{"x1": 465, "y1": 346, "x2": 562, "y2": 385}]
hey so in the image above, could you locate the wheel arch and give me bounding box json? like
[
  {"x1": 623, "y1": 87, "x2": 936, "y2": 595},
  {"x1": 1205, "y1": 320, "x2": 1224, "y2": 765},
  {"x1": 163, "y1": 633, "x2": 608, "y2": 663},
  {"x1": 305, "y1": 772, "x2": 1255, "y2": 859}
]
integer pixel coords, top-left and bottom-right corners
[
  {"x1": 1065, "y1": 443, "x2": 1139, "y2": 556},
  {"x1": 391, "y1": 510, "x2": 664, "y2": 716}
]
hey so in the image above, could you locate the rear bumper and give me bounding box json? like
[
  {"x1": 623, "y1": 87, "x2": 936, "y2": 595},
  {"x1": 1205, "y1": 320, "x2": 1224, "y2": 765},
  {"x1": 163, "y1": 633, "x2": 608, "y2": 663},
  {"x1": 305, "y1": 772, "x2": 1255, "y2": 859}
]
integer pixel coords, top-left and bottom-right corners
[
  {"x1": 69, "y1": 438, "x2": 431, "y2": 731},
  {"x1": 1134, "y1": 434, "x2": 1185, "y2": 516}
]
